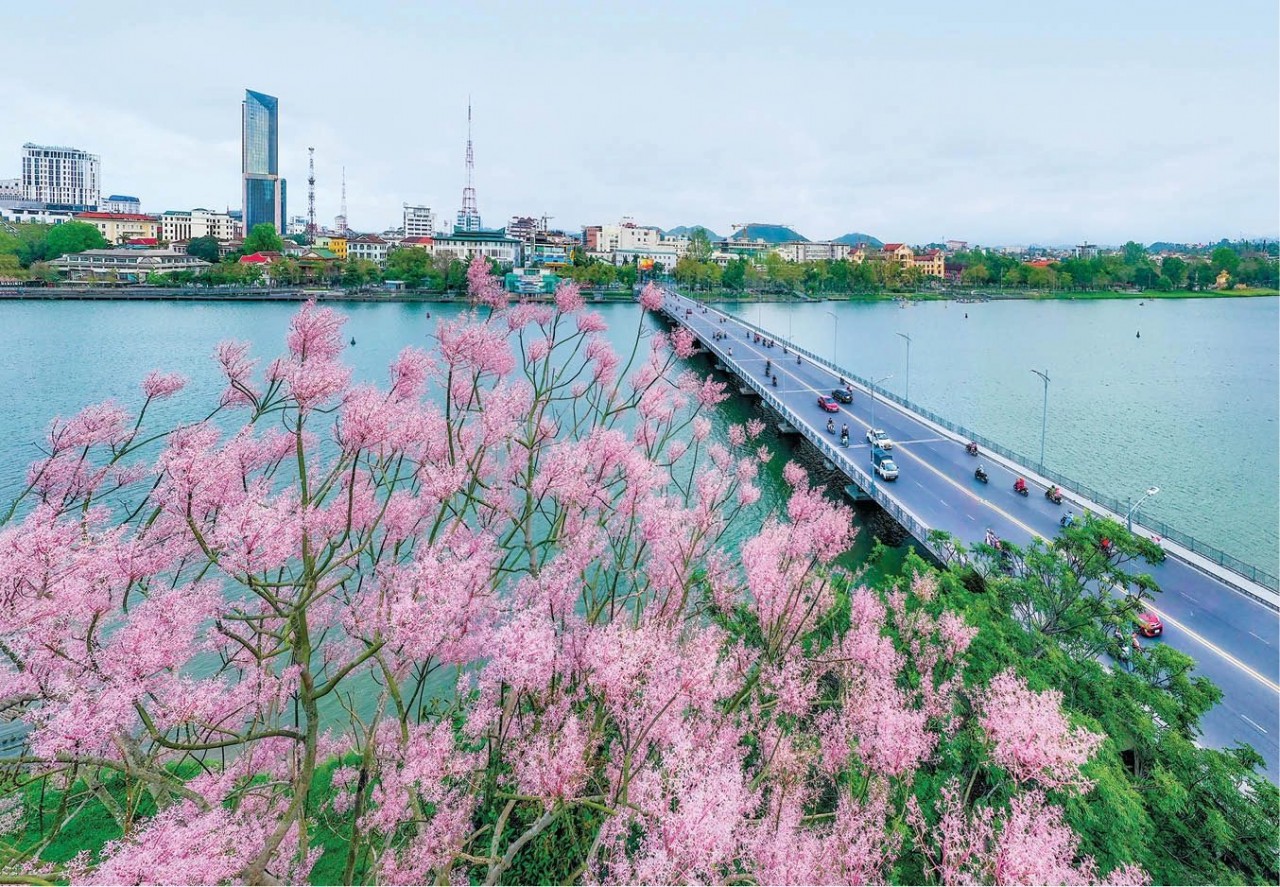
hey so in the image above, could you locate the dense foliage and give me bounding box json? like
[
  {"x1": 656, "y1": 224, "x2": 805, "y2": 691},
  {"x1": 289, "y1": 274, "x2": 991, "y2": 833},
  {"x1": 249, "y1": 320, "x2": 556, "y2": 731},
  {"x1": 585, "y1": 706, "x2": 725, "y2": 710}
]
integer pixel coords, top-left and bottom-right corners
[{"x1": 0, "y1": 264, "x2": 1273, "y2": 885}]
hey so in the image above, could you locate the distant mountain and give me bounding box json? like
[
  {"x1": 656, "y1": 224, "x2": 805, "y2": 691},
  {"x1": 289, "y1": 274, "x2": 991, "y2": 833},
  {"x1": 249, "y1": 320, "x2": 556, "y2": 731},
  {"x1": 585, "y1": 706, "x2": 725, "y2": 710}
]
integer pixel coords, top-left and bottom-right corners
[
  {"x1": 832, "y1": 232, "x2": 883, "y2": 247},
  {"x1": 664, "y1": 225, "x2": 721, "y2": 241},
  {"x1": 729, "y1": 223, "x2": 807, "y2": 244}
]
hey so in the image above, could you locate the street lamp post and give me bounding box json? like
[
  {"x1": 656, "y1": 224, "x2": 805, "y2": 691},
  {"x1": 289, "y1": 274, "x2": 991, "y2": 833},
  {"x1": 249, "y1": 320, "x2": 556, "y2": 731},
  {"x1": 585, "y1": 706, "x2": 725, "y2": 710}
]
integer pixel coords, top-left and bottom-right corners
[
  {"x1": 823, "y1": 310, "x2": 838, "y2": 367},
  {"x1": 896, "y1": 332, "x2": 912, "y2": 402},
  {"x1": 1030, "y1": 368, "x2": 1050, "y2": 469},
  {"x1": 869, "y1": 373, "x2": 893, "y2": 453},
  {"x1": 1126, "y1": 486, "x2": 1160, "y2": 532}
]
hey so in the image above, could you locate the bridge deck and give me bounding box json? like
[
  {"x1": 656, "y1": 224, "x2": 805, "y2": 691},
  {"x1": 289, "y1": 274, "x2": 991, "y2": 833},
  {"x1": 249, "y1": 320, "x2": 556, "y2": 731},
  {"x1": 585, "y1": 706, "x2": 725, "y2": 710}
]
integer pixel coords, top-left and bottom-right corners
[{"x1": 661, "y1": 290, "x2": 1279, "y2": 782}]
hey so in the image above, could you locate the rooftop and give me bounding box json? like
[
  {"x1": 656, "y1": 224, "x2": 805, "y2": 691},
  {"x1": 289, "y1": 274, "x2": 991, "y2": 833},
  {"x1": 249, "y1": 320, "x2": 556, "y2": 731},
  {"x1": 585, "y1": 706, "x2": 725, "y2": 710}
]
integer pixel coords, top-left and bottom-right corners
[{"x1": 75, "y1": 212, "x2": 158, "y2": 222}]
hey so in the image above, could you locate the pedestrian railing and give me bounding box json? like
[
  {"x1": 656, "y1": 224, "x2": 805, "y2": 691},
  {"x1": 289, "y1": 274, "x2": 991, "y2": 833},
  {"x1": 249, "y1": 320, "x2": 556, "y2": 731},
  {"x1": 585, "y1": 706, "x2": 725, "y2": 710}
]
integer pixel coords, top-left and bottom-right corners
[{"x1": 662, "y1": 294, "x2": 1279, "y2": 592}]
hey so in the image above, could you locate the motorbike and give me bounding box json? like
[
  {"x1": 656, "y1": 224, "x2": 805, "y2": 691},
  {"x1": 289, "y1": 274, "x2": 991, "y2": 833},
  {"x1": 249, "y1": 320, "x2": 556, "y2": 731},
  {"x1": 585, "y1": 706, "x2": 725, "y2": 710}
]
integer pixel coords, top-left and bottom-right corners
[
  {"x1": 1013, "y1": 478, "x2": 1029, "y2": 496},
  {"x1": 1059, "y1": 512, "x2": 1075, "y2": 528},
  {"x1": 974, "y1": 467, "x2": 988, "y2": 484},
  {"x1": 765, "y1": 361, "x2": 772, "y2": 376},
  {"x1": 840, "y1": 432, "x2": 849, "y2": 447},
  {"x1": 826, "y1": 420, "x2": 836, "y2": 434},
  {"x1": 1045, "y1": 485, "x2": 1063, "y2": 504},
  {"x1": 771, "y1": 374, "x2": 778, "y2": 387},
  {"x1": 965, "y1": 441, "x2": 979, "y2": 456}
]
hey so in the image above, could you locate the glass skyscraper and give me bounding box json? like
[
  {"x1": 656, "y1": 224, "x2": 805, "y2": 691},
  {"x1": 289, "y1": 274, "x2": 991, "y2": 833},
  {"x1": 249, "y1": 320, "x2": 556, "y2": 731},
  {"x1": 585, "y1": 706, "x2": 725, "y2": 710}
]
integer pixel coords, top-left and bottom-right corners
[{"x1": 242, "y1": 89, "x2": 284, "y2": 235}]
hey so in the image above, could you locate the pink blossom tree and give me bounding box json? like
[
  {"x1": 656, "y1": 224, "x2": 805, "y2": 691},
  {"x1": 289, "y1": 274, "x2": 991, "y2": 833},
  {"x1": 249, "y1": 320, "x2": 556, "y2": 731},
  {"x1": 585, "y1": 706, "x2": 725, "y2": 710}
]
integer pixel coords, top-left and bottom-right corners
[{"x1": 0, "y1": 267, "x2": 1145, "y2": 885}]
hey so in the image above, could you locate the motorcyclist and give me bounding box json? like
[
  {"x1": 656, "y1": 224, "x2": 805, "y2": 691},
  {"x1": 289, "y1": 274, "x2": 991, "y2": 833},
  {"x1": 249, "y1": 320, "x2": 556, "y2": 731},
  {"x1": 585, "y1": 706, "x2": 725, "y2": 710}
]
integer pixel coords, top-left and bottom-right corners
[
  {"x1": 1060, "y1": 510, "x2": 1075, "y2": 527},
  {"x1": 1014, "y1": 477, "x2": 1027, "y2": 493},
  {"x1": 826, "y1": 418, "x2": 835, "y2": 433},
  {"x1": 765, "y1": 359, "x2": 772, "y2": 376},
  {"x1": 772, "y1": 374, "x2": 778, "y2": 387},
  {"x1": 975, "y1": 464, "x2": 988, "y2": 481}
]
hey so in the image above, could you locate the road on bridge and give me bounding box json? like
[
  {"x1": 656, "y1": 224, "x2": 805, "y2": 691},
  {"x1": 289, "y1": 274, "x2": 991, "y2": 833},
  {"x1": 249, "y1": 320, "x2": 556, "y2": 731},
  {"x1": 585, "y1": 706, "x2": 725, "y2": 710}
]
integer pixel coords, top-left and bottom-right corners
[{"x1": 663, "y1": 290, "x2": 1280, "y2": 782}]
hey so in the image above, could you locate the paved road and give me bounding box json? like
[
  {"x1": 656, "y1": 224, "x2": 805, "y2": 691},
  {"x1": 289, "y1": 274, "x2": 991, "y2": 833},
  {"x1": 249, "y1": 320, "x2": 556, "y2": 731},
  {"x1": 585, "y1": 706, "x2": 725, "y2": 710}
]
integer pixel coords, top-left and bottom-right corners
[{"x1": 663, "y1": 292, "x2": 1280, "y2": 781}]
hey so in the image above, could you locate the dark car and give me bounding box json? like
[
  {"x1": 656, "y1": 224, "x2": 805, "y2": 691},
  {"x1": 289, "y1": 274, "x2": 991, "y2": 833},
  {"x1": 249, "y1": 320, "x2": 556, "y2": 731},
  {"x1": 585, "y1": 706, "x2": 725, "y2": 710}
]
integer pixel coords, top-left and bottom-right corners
[
  {"x1": 817, "y1": 395, "x2": 841, "y2": 413},
  {"x1": 832, "y1": 388, "x2": 853, "y2": 404},
  {"x1": 1135, "y1": 611, "x2": 1163, "y2": 638}
]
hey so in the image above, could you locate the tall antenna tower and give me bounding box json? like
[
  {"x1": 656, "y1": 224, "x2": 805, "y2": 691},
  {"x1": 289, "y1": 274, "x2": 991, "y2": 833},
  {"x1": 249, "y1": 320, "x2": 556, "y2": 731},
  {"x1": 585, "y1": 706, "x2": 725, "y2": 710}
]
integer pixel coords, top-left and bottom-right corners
[
  {"x1": 456, "y1": 99, "x2": 481, "y2": 232},
  {"x1": 335, "y1": 166, "x2": 348, "y2": 235},
  {"x1": 306, "y1": 147, "x2": 317, "y2": 244}
]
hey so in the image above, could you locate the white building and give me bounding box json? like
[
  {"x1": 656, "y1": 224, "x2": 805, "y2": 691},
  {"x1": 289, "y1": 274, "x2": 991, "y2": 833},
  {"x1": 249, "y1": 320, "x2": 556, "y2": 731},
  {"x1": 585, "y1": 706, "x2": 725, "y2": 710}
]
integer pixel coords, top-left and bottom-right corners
[
  {"x1": 51, "y1": 248, "x2": 211, "y2": 281},
  {"x1": 773, "y1": 241, "x2": 853, "y2": 263},
  {"x1": 0, "y1": 178, "x2": 23, "y2": 199},
  {"x1": 160, "y1": 208, "x2": 241, "y2": 243},
  {"x1": 404, "y1": 205, "x2": 435, "y2": 239},
  {"x1": 616, "y1": 222, "x2": 661, "y2": 252},
  {"x1": 431, "y1": 230, "x2": 519, "y2": 265},
  {"x1": 286, "y1": 215, "x2": 309, "y2": 236},
  {"x1": 21, "y1": 143, "x2": 100, "y2": 209},
  {"x1": 347, "y1": 234, "x2": 389, "y2": 264},
  {"x1": 101, "y1": 195, "x2": 141, "y2": 215}
]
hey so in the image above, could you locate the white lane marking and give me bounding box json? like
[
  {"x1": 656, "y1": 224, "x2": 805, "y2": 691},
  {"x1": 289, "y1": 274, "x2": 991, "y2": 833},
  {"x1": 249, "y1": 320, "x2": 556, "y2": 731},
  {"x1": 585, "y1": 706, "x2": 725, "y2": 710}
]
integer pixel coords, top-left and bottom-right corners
[
  {"x1": 680, "y1": 296, "x2": 1280, "y2": 694},
  {"x1": 1241, "y1": 715, "x2": 1269, "y2": 735}
]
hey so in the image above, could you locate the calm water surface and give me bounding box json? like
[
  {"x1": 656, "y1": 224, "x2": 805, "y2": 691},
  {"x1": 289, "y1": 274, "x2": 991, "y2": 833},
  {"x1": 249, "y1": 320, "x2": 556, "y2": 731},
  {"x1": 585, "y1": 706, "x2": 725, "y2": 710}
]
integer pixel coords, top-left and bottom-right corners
[
  {"x1": 732, "y1": 296, "x2": 1279, "y2": 574},
  {"x1": 1, "y1": 296, "x2": 1275, "y2": 575}
]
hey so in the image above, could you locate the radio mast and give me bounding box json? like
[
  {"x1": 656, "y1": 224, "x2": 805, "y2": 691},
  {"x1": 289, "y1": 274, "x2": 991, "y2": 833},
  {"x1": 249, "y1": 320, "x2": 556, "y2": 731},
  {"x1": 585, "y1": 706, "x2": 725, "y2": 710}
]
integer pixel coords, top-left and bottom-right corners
[{"x1": 306, "y1": 147, "x2": 317, "y2": 244}]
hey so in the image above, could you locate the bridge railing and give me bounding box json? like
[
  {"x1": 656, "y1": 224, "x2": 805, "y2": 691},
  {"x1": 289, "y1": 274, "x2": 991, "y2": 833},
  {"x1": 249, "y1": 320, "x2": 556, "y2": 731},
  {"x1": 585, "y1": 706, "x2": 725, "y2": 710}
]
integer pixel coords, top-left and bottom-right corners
[
  {"x1": 679, "y1": 302, "x2": 949, "y2": 566},
  {"x1": 668, "y1": 295, "x2": 1278, "y2": 592}
]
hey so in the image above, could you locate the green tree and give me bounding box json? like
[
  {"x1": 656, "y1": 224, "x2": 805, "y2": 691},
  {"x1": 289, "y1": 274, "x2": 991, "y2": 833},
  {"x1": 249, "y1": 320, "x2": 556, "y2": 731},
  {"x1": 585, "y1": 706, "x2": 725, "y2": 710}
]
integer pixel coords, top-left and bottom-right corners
[
  {"x1": 686, "y1": 227, "x2": 714, "y2": 263},
  {"x1": 1160, "y1": 256, "x2": 1188, "y2": 289},
  {"x1": 616, "y1": 261, "x2": 638, "y2": 289},
  {"x1": 1122, "y1": 241, "x2": 1146, "y2": 265},
  {"x1": 960, "y1": 263, "x2": 990, "y2": 286},
  {"x1": 44, "y1": 221, "x2": 107, "y2": 258},
  {"x1": 186, "y1": 236, "x2": 221, "y2": 264},
  {"x1": 243, "y1": 223, "x2": 284, "y2": 254},
  {"x1": 0, "y1": 253, "x2": 24, "y2": 279},
  {"x1": 1209, "y1": 246, "x2": 1240, "y2": 277},
  {"x1": 386, "y1": 247, "x2": 434, "y2": 288},
  {"x1": 721, "y1": 258, "x2": 748, "y2": 291}
]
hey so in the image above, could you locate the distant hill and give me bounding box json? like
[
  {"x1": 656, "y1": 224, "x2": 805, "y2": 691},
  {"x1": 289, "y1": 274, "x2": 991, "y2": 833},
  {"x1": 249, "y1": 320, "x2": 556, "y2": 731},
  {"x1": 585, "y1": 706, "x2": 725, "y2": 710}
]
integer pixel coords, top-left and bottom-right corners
[
  {"x1": 665, "y1": 225, "x2": 721, "y2": 241},
  {"x1": 729, "y1": 223, "x2": 807, "y2": 244},
  {"x1": 832, "y1": 232, "x2": 883, "y2": 247}
]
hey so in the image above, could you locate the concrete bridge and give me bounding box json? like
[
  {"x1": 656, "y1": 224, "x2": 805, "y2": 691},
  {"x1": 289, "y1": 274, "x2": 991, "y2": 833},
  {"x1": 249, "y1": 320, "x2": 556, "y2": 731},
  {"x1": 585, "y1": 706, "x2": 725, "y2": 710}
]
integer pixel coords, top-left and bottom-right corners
[{"x1": 660, "y1": 288, "x2": 1280, "y2": 781}]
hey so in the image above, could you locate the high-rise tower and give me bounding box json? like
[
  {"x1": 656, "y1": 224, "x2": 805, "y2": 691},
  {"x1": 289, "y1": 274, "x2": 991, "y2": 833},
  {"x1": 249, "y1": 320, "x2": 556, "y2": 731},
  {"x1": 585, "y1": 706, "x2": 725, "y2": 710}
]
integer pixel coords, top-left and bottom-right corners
[
  {"x1": 242, "y1": 89, "x2": 285, "y2": 234},
  {"x1": 455, "y1": 100, "x2": 482, "y2": 233}
]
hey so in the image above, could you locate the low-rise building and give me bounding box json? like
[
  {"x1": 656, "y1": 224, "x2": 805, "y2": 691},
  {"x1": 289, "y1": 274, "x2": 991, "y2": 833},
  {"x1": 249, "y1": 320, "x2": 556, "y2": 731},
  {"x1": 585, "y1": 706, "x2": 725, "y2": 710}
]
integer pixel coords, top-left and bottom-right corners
[
  {"x1": 347, "y1": 234, "x2": 389, "y2": 264},
  {"x1": 102, "y1": 195, "x2": 141, "y2": 214},
  {"x1": 313, "y1": 234, "x2": 348, "y2": 260},
  {"x1": 911, "y1": 248, "x2": 945, "y2": 278},
  {"x1": 400, "y1": 236, "x2": 434, "y2": 251},
  {"x1": 773, "y1": 241, "x2": 853, "y2": 263},
  {"x1": 74, "y1": 211, "x2": 161, "y2": 244},
  {"x1": 160, "y1": 208, "x2": 241, "y2": 243},
  {"x1": 51, "y1": 248, "x2": 211, "y2": 281},
  {"x1": 432, "y1": 229, "x2": 519, "y2": 265},
  {"x1": 0, "y1": 178, "x2": 20, "y2": 200}
]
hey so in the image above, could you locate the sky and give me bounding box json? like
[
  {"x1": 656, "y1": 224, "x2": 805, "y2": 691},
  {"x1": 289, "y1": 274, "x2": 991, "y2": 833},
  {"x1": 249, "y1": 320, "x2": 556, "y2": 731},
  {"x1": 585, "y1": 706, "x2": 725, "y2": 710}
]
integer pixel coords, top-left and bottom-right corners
[{"x1": 4, "y1": 0, "x2": 1277, "y2": 245}]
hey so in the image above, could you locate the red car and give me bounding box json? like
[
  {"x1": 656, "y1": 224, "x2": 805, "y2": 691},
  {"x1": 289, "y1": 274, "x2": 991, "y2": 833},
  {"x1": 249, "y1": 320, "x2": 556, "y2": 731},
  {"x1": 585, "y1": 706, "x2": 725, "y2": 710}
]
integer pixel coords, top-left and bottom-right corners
[
  {"x1": 817, "y1": 395, "x2": 840, "y2": 413},
  {"x1": 1135, "y1": 611, "x2": 1163, "y2": 638}
]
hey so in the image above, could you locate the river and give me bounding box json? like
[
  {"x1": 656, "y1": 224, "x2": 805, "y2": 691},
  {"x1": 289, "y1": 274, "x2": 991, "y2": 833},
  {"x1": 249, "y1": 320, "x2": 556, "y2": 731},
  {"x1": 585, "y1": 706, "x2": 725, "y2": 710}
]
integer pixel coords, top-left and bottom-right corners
[
  {"x1": 0, "y1": 295, "x2": 1274, "y2": 575},
  {"x1": 732, "y1": 296, "x2": 1279, "y2": 576}
]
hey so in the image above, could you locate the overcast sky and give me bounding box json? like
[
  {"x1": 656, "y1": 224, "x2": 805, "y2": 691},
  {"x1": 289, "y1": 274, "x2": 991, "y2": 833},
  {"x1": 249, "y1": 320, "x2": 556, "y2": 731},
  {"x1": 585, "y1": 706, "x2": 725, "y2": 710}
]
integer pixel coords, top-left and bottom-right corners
[{"x1": 5, "y1": 1, "x2": 1277, "y2": 245}]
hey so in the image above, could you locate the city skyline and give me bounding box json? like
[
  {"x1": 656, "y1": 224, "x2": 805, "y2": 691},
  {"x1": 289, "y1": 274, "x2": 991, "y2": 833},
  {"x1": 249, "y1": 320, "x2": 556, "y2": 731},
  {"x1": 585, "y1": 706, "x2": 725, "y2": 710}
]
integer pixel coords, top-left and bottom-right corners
[{"x1": 3, "y1": 0, "x2": 1277, "y2": 243}]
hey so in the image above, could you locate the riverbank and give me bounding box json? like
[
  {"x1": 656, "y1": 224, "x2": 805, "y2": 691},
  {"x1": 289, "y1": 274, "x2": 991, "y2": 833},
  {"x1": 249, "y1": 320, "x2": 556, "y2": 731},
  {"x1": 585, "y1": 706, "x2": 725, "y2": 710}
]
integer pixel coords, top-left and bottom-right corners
[
  {"x1": 683, "y1": 286, "x2": 1278, "y2": 304},
  {"x1": 0, "y1": 286, "x2": 639, "y2": 304}
]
